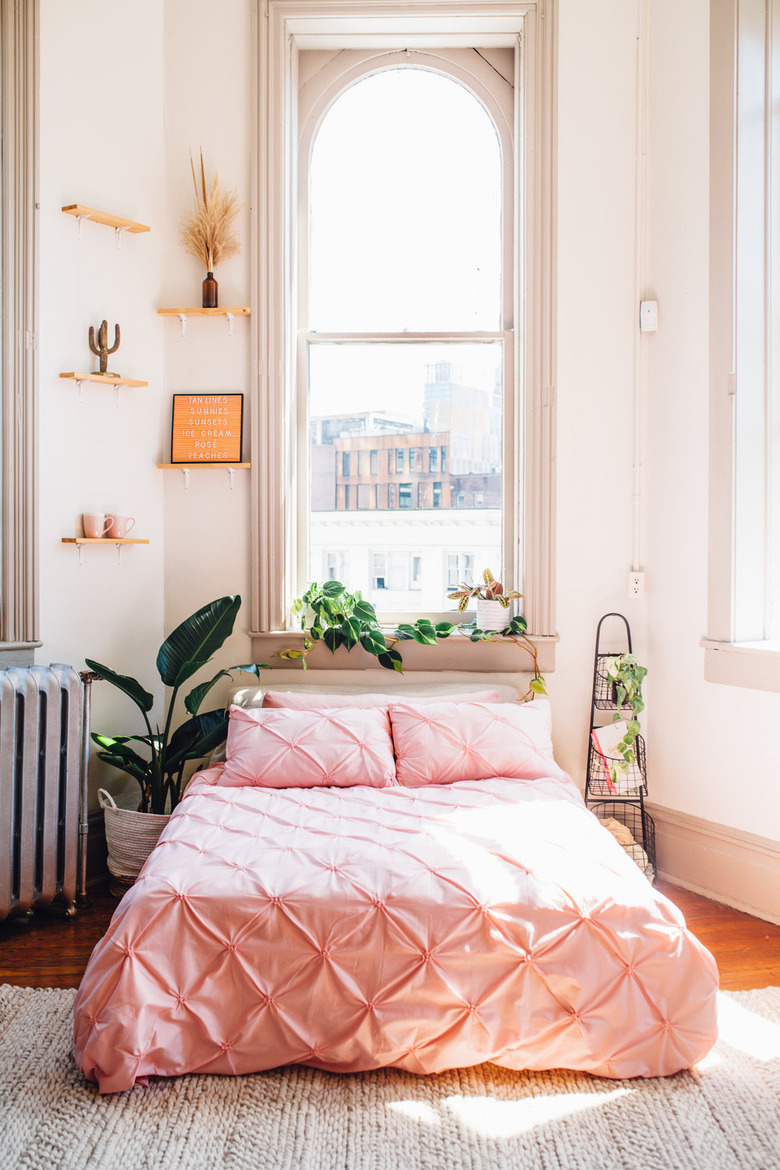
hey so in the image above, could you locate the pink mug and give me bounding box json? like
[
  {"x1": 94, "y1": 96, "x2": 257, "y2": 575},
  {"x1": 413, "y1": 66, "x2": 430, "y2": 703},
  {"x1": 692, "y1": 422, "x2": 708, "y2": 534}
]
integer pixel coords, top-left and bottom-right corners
[
  {"x1": 82, "y1": 513, "x2": 111, "y2": 539},
  {"x1": 105, "y1": 514, "x2": 136, "y2": 539}
]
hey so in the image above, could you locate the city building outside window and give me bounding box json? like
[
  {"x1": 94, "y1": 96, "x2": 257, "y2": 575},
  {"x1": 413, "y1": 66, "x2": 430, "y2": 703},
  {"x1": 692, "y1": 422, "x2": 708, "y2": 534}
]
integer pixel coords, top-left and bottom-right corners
[
  {"x1": 370, "y1": 450, "x2": 378, "y2": 476},
  {"x1": 399, "y1": 483, "x2": 412, "y2": 509},
  {"x1": 447, "y1": 552, "x2": 475, "y2": 587},
  {"x1": 433, "y1": 482, "x2": 442, "y2": 508},
  {"x1": 372, "y1": 553, "x2": 387, "y2": 590}
]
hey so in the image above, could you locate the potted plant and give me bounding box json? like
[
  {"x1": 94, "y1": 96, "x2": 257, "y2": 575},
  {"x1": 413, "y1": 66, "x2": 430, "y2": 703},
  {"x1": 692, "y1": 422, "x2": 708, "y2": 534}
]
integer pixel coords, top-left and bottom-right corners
[
  {"x1": 278, "y1": 579, "x2": 546, "y2": 701},
  {"x1": 87, "y1": 594, "x2": 265, "y2": 894},
  {"x1": 447, "y1": 568, "x2": 522, "y2": 631},
  {"x1": 601, "y1": 653, "x2": 647, "y2": 787}
]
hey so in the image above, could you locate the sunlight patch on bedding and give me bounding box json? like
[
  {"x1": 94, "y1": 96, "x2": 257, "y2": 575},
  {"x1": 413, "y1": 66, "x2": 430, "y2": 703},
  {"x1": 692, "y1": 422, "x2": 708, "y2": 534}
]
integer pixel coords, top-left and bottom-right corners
[
  {"x1": 441, "y1": 1088, "x2": 632, "y2": 1137},
  {"x1": 715, "y1": 992, "x2": 780, "y2": 1061},
  {"x1": 429, "y1": 825, "x2": 521, "y2": 903}
]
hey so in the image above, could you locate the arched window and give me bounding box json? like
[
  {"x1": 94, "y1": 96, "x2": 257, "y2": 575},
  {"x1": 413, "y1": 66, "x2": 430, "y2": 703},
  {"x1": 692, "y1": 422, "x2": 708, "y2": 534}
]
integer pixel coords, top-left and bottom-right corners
[
  {"x1": 301, "y1": 53, "x2": 513, "y2": 617},
  {"x1": 252, "y1": 3, "x2": 555, "y2": 668}
]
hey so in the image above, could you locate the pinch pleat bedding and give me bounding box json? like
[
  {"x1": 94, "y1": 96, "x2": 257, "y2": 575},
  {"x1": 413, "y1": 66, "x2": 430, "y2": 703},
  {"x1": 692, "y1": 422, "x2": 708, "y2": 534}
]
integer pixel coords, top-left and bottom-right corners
[{"x1": 74, "y1": 766, "x2": 718, "y2": 1093}]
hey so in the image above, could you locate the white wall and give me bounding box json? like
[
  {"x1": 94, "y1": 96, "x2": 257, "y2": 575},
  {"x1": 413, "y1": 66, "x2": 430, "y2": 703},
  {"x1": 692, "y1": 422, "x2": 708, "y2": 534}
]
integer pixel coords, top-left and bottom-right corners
[
  {"x1": 38, "y1": 0, "x2": 168, "y2": 800},
  {"x1": 549, "y1": 0, "x2": 649, "y2": 776},
  {"x1": 35, "y1": 1, "x2": 780, "y2": 884},
  {"x1": 159, "y1": 0, "x2": 254, "y2": 651},
  {"x1": 645, "y1": 0, "x2": 780, "y2": 837}
]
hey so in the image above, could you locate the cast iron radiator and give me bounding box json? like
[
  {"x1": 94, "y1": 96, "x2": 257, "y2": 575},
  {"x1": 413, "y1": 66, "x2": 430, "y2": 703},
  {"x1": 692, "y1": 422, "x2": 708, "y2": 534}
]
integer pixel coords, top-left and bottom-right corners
[{"x1": 0, "y1": 665, "x2": 86, "y2": 921}]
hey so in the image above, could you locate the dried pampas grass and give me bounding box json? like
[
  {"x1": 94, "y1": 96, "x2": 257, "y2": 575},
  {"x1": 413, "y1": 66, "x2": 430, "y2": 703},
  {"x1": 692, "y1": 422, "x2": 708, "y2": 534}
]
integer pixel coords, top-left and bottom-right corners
[{"x1": 180, "y1": 150, "x2": 241, "y2": 272}]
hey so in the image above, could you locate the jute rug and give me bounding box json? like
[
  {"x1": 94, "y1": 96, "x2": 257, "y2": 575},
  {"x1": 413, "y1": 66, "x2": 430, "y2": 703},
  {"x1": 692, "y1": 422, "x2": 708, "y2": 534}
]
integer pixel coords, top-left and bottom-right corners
[{"x1": 1, "y1": 986, "x2": 779, "y2": 1170}]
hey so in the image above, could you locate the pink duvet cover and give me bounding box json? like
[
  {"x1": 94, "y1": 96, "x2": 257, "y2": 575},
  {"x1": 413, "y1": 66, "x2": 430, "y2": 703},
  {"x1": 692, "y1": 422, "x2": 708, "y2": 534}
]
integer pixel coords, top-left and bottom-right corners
[{"x1": 74, "y1": 767, "x2": 718, "y2": 1093}]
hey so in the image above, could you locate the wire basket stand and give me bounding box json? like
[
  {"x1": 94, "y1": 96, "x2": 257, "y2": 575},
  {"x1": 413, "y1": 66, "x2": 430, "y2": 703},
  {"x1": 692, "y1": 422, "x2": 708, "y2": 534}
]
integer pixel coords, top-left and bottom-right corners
[{"x1": 586, "y1": 613, "x2": 656, "y2": 880}]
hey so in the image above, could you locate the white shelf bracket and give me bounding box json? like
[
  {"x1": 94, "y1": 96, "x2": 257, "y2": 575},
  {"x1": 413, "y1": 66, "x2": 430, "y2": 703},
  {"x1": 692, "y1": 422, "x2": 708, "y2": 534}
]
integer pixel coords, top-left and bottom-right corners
[
  {"x1": 76, "y1": 214, "x2": 91, "y2": 238},
  {"x1": 181, "y1": 467, "x2": 191, "y2": 490},
  {"x1": 178, "y1": 313, "x2": 188, "y2": 339},
  {"x1": 77, "y1": 544, "x2": 84, "y2": 567},
  {"x1": 114, "y1": 225, "x2": 130, "y2": 251},
  {"x1": 116, "y1": 543, "x2": 124, "y2": 565},
  {"x1": 225, "y1": 312, "x2": 236, "y2": 337},
  {"x1": 228, "y1": 467, "x2": 236, "y2": 490},
  {"x1": 115, "y1": 385, "x2": 122, "y2": 407}
]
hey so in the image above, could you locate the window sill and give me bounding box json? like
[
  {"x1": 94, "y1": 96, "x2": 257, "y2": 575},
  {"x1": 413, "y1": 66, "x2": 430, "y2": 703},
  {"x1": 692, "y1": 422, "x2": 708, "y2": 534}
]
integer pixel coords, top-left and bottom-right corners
[
  {"x1": 251, "y1": 630, "x2": 557, "y2": 676},
  {"x1": 0, "y1": 641, "x2": 42, "y2": 668},
  {"x1": 701, "y1": 638, "x2": 780, "y2": 693}
]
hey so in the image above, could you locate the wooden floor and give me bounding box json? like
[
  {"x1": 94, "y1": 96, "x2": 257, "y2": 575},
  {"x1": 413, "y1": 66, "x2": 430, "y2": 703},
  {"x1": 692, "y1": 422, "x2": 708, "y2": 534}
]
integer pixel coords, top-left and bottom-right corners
[{"x1": 1, "y1": 879, "x2": 779, "y2": 991}]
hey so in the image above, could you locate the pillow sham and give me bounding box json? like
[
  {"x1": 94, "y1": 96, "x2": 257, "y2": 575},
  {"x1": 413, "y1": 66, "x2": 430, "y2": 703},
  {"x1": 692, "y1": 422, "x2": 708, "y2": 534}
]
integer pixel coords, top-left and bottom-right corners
[
  {"x1": 262, "y1": 688, "x2": 503, "y2": 710},
  {"x1": 218, "y1": 705, "x2": 397, "y2": 789},
  {"x1": 388, "y1": 700, "x2": 563, "y2": 787}
]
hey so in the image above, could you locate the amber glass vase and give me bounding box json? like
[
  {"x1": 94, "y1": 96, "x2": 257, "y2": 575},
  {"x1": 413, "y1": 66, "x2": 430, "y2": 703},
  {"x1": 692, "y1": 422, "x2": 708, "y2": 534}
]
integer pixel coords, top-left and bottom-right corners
[{"x1": 202, "y1": 272, "x2": 218, "y2": 308}]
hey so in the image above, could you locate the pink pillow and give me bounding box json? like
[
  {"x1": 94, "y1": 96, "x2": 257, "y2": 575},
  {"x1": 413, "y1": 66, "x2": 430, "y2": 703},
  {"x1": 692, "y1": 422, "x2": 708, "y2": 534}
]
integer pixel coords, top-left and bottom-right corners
[
  {"x1": 388, "y1": 700, "x2": 562, "y2": 787},
  {"x1": 262, "y1": 688, "x2": 502, "y2": 710},
  {"x1": 263, "y1": 691, "x2": 392, "y2": 710},
  {"x1": 219, "y1": 705, "x2": 397, "y2": 789}
]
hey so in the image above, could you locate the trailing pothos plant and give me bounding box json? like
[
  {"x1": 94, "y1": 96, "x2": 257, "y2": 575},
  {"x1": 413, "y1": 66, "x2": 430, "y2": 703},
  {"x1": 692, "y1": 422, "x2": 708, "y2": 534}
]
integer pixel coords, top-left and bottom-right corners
[
  {"x1": 603, "y1": 653, "x2": 647, "y2": 786},
  {"x1": 87, "y1": 594, "x2": 267, "y2": 814},
  {"x1": 279, "y1": 580, "x2": 546, "y2": 701}
]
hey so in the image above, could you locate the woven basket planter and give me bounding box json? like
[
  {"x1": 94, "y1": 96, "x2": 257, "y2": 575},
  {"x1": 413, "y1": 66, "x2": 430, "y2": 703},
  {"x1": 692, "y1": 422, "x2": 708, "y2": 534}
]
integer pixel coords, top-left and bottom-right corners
[{"x1": 98, "y1": 789, "x2": 170, "y2": 898}]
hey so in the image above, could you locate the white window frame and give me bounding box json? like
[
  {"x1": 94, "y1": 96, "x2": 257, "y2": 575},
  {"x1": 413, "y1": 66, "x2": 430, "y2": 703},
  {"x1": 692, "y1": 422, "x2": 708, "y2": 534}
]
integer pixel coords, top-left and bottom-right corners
[
  {"x1": 251, "y1": 0, "x2": 556, "y2": 671},
  {"x1": 0, "y1": 0, "x2": 39, "y2": 661},
  {"x1": 705, "y1": 0, "x2": 780, "y2": 690}
]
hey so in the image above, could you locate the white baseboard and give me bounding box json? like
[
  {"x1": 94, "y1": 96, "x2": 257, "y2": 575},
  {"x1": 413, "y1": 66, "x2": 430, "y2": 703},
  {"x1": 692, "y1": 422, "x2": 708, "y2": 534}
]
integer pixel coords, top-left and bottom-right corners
[{"x1": 647, "y1": 802, "x2": 780, "y2": 926}]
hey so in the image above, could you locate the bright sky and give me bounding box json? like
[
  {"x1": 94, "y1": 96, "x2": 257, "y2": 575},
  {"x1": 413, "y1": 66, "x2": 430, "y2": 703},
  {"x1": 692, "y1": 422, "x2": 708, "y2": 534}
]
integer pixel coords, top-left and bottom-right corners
[{"x1": 309, "y1": 67, "x2": 502, "y2": 335}]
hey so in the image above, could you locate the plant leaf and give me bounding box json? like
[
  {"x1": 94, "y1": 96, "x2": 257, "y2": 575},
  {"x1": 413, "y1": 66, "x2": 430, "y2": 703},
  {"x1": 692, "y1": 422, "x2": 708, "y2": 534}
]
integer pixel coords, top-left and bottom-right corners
[
  {"x1": 394, "y1": 624, "x2": 416, "y2": 641},
  {"x1": 529, "y1": 677, "x2": 547, "y2": 695},
  {"x1": 434, "y1": 622, "x2": 456, "y2": 638},
  {"x1": 184, "y1": 669, "x2": 231, "y2": 715},
  {"x1": 377, "y1": 648, "x2": 404, "y2": 673},
  {"x1": 84, "y1": 658, "x2": 154, "y2": 713},
  {"x1": 353, "y1": 599, "x2": 377, "y2": 623},
  {"x1": 164, "y1": 709, "x2": 229, "y2": 773},
  {"x1": 156, "y1": 595, "x2": 241, "y2": 688},
  {"x1": 91, "y1": 733, "x2": 150, "y2": 772},
  {"x1": 360, "y1": 630, "x2": 387, "y2": 657},
  {"x1": 323, "y1": 627, "x2": 344, "y2": 654}
]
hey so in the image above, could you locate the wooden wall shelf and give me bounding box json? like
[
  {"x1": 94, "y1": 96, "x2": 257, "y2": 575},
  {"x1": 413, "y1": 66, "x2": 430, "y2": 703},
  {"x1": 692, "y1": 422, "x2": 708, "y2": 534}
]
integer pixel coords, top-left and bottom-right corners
[
  {"x1": 156, "y1": 462, "x2": 251, "y2": 470},
  {"x1": 62, "y1": 204, "x2": 150, "y2": 234},
  {"x1": 157, "y1": 307, "x2": 250, "y2": 317},
  {"x1": 62, "y1": 538, "x2": 150, "y2": 546},
  {"x1": 60, "y1": 372, "x2": 148, "y2": 388},
  {"x1": 62, "y1": 536, "x2": 149, "y2": 564}
]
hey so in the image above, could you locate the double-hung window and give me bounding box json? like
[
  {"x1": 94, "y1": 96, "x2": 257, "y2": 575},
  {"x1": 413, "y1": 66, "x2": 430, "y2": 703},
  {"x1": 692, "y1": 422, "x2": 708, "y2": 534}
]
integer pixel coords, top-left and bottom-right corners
[
  {"x1": 252, "y1": 2, "x2": 555, "y2": 666},
  {"x1": 706, "y1": 0, "x2": 780, "y2": 688}
]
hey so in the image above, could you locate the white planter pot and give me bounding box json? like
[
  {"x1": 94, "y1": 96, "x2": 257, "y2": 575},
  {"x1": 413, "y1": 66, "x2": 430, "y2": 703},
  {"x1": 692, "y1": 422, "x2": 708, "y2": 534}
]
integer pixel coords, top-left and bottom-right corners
[{"x1": 475, "y1": 598, "x2": 511, "y2": 631}]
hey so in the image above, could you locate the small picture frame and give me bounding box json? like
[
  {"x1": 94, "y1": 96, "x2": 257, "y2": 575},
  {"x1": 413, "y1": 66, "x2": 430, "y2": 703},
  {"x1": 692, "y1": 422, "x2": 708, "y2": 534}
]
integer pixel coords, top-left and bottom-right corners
[{"x1": 170, "y1": 393, "x2": 243, "y2": 464}]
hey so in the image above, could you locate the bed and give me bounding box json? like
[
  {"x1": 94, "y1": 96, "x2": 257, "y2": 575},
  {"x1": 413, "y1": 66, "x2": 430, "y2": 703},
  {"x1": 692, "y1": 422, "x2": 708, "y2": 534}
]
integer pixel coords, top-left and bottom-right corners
[{"x1": 74, "y1": 684, "x2": 719, "y2": 1094}]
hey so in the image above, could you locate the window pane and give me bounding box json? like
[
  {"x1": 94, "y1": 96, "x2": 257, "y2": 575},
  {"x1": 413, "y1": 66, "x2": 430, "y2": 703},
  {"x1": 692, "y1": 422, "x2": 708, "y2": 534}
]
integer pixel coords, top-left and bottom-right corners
[
  {"x1": 309, "y1": 69, "x2": 502, "y2": 331},
  {"x1": 309, "y1": 343, "x2": 503, "y2": 611}
]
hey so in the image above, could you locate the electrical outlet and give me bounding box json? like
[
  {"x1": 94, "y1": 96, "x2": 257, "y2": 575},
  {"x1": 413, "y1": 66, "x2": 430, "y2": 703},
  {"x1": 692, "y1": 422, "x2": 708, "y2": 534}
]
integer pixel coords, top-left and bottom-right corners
[{"x1": 628, "y1": 571, "x2": 646, "y2": 597}]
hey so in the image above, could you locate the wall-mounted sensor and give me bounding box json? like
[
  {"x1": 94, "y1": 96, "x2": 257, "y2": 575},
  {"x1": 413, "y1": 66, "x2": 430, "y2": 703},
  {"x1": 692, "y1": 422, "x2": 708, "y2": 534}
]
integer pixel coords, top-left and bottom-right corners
[{"x1": 639, "y1": 300, "x2": 659, "y2": 332}]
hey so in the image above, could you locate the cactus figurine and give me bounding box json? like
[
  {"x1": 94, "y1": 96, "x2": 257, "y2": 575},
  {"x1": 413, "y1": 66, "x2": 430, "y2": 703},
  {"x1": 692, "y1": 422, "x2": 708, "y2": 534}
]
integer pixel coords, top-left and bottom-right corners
[{"x1": 88, "y1": 320, "x2": 121, "y2": 376}]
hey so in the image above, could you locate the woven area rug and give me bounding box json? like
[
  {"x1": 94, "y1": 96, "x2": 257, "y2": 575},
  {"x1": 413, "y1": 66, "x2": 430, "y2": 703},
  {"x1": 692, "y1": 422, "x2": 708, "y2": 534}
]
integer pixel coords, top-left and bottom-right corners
[{"x1": 1, "y1": 986, "x2": 779, "y2": 1170}]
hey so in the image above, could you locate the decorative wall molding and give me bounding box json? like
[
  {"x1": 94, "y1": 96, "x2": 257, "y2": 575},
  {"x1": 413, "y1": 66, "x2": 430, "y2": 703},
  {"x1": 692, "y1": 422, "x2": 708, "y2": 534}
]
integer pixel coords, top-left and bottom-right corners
[
  {"x1": 648, "y1": 801, "x2": 780, "y2": 926},
  {"x1": 1, "y1": 0, "x2": 39, "y2": 647}
]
